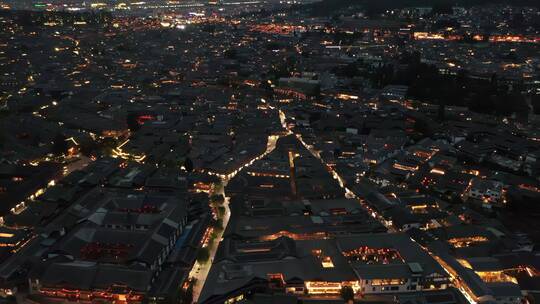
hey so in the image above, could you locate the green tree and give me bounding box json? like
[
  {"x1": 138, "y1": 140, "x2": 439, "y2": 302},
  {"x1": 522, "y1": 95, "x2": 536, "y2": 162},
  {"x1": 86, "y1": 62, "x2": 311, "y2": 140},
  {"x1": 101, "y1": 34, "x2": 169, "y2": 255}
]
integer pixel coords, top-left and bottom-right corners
[
  {"x1": 212, "y1": 218, "x2": 223, "y2": 231},
  {"x1": 217, "y1": 206, "x2": 226, "y2": 218},
  {"x1": 210, "y1": 194, "x2": 224, "y2": 205}
]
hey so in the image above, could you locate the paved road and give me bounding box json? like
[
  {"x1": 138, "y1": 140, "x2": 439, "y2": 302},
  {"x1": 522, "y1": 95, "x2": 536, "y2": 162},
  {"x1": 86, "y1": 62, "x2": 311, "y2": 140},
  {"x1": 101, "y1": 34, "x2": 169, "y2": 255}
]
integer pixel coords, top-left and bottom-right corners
[
  {"x1": 190, "y1": 134, "x2": 280, "y2": 303},
  {"x1": 190, "y1": 191, "x2": 230, "y2": 303}
]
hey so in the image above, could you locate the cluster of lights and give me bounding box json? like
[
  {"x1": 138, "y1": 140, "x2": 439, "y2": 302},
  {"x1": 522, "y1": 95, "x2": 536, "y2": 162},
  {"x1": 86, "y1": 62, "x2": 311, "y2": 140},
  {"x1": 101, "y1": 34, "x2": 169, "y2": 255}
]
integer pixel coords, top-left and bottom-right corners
[
  {"x1": 342, "y1": 246, "x2": 404, "y2": 264},
  {"x1": 447, "y1": 236, "x2": 489, "y2": 248},
  {"x1": 111, "y1": 140, "x2": 147, "y2": 163}
]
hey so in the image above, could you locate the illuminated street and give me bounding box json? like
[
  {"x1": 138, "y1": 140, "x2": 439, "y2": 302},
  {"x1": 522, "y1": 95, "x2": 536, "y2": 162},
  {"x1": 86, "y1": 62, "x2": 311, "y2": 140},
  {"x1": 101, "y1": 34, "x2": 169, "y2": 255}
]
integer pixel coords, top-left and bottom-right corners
[
  {"x1": 189, "y1": 184, "x2": 230, "y2": 303},
  {"x1": 0, "y1": 2, "x2": 538, "y2": 304},
  {"x1": 191, "y1": 133, "x2": 280, "y2": 303}
]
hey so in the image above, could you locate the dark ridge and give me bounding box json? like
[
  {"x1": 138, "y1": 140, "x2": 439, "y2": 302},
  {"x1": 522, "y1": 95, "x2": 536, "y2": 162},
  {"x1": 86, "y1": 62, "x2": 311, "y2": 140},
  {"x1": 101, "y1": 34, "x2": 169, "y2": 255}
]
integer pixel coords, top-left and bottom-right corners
[{"x1": 302, "y1": 0, "x2": 540, "y2": 17}]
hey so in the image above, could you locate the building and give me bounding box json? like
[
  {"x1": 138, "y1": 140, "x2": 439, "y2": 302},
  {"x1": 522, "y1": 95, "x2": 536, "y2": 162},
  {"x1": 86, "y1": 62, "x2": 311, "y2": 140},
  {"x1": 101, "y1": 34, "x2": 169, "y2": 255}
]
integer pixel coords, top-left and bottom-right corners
[
  {"x1": 200, "y1": 233, "x2": 449, "y2": 303},
  {"x1": 466, "y1": 178, "x2": 503, "y2": 206},
  {"x1": 27, "y1": 188, "x2": 189, "y2": 303}
]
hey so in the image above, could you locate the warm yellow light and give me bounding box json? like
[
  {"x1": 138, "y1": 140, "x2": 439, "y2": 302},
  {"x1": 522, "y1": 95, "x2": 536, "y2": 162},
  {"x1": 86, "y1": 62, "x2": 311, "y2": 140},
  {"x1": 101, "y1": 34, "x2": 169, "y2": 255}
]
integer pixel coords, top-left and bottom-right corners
[{"x1": 430, "y1": 168, "x2": 445, "y2": 175}]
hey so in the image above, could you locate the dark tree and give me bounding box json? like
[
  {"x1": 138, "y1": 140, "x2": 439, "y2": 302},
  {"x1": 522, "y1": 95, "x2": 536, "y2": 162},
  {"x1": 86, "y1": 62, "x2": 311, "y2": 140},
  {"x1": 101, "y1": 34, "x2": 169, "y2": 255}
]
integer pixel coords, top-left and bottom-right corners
[
  {"x1": 266, "y1": 42, "x2": 281, "y2": 51},
  {"x1": 433, "y1": 18, "x2": 460, "y2": 30},
  {"x1": 126, "y1": 113, "x2": 140, "y2": 132},
  {"x1": 52, "y1": 133, "x2": 68, "y2": 155},
  {"x1": 438, "y1": 103, "x2": 446, "y2": 122},
  {"x1": 510, "y1": 12, "x2": 525, "y2": 29},
  {"x1": 210, "y1": 194, "x2": 224, "y2": 205},
  {"x1": 340, "y1": 62, "x2": 360, "y2": 78},
  {"x1": 413, "y1": 118, "x2": 432, "y2": 137},
  {"x1": 79, "y1": 139, "x2": 98, "y2": 157},
  {"x1": 507, "y1": 91, "x2": 529, "y2": 115},
  {"x1": 179, "y1": 282, "x2": 194, "y2": 304},
  {"x1": 218, "y1": 206, "x2": 226, "y2": 217},
  {"x1": 184, "y1": 157, "x2": 194, "y2": 172},
  {"x1": 269, "y1": 63, "x2": 291, "y2": 80},
  {"x1": 532, "y1": 94, "x2": 540, "y2": 115},
  {"x1": 309, "y1": 112, "x2": 322, "y2": 124},
  {"x1": 432, "y1": 1, "x2": 453, "y2": 15},
  {"x1": 490, "y1": 73, "x2": 498, "y2": 87},
  {"x1": 341, "y1": 285, "x2": 355, "y2": 303},
  {"x1": 371, "y1": 64, "x2": 394, "y2": 88},
  {"x1": 468, "y1": 90, "x2": 492, "y2": 114},
  {"x1": 196, "y1": 247, "x2": 210, "y2": 264},
  {"x1": 260, "y1": 80, "x2": 273, "y2": 97},
  {"x1": 0, "y1": 129, "x2": 5, "y2": 148},
  {"x1": 202, "y1": 24, "x2": 216, "y2": 33},
  {"x1": 212, "y1": 218, "x2": 223, "y2": 230},
  {"x1": 224, "y1": 49, "x2": 237, "y2": 59}
]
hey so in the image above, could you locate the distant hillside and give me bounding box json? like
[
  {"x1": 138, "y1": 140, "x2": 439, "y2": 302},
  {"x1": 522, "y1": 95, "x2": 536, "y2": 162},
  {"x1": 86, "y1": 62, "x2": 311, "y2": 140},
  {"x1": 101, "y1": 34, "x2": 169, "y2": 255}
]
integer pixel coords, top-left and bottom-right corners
[{"x1": 303, "y1": 0, "x2": 540, "y2": 16}]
